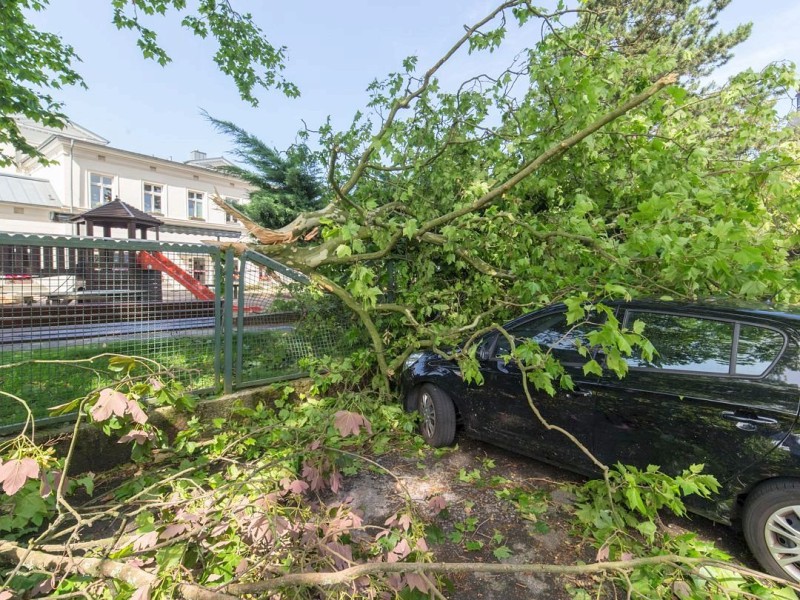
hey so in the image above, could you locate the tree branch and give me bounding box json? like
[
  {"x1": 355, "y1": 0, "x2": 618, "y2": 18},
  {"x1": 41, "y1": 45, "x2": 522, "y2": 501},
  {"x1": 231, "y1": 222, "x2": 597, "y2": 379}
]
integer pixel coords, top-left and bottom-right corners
[{"x1": 417, "y1": 73, "x2": 678, "y2": 237}]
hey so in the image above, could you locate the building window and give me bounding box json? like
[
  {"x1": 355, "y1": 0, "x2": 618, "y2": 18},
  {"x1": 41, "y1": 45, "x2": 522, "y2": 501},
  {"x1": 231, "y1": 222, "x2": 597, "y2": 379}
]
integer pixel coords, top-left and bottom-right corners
[
  {"x1": 224, "y1": 197, "x2": 239, "y2": 223},
  {"x1": 143, "y1": 183, "x2": 163, "y2": 214},
  {"x1": 191, "y1": 257, "x2": 206, "y2": 282},
  {"x1": 188, "y1": 190, "x2": 204, "y2": 219},
  {"x1": 89, "y1": 173, "x2": 113, "y2": 208}
]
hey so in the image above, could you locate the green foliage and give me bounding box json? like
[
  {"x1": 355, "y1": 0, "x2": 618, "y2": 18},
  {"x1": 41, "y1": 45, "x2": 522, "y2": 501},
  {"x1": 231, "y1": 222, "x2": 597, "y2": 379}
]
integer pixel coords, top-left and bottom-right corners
[
  {"x1": 249, "y1": 0, "x2": 799, "y2": 391},
  {"x1": 571, "y1": 464, "x2": 798, "y2": 598},
  {"x1": 1, "y1": 360, "x2": 430, "y2": 598},
  {"x1": 207, "y1": 115, "x2": 326, "y2": 228},
  {"x1": 0, "y1": 0, "x2": 84, "y2": 166},
  {"x1": 0, "y1": 0, "x2": 296, "y2": 165}
]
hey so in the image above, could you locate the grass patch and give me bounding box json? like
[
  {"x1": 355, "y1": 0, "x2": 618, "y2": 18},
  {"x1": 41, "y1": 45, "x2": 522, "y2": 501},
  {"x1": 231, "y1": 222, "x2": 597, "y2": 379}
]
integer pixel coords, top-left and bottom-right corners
[{"x1": 0, "y1": 326, "x2": 349, "y2": 427}]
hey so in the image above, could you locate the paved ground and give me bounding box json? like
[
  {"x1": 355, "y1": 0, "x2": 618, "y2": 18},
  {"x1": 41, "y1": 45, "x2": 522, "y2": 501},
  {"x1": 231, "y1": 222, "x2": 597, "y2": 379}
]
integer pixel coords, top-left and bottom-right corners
[{"x1": 342, "y1": 436, "x2": 755, "y2": 599}]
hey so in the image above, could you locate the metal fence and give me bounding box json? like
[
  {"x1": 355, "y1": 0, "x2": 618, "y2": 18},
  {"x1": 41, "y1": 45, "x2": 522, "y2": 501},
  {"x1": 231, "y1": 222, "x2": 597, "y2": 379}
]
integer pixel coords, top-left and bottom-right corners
[{"x1": 0, "y1": 232, "x2": 350, "y2": 431}]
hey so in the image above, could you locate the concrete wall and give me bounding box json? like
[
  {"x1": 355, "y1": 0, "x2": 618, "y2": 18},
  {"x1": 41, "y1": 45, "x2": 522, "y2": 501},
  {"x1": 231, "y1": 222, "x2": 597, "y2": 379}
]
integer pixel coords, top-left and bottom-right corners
[{"x1": 27, "y1": 381, "x2": 312, "y2": 475}]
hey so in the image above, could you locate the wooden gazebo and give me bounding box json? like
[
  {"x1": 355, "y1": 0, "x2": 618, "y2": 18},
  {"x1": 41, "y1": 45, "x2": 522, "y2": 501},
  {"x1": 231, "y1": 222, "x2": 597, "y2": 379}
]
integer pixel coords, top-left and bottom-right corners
[
  {"x1": 68, "y1": 199, "x2": 164, "y2": 300},
  {"x1": 70, "y1": 198, "x2": 163, "y2": 239}
]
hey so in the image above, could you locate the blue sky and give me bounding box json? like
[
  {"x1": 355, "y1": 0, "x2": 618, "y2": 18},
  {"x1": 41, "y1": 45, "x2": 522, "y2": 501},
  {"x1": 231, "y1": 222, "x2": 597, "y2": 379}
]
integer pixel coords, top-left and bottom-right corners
[{"x1": 28, "y1": 0, "x2": 800, "y2": 163}]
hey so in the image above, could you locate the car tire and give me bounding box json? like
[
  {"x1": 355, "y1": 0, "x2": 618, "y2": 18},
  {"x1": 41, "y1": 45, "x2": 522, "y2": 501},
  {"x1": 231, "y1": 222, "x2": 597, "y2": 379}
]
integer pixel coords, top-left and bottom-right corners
[
  {"x1": 416, "y1": 384, "x2": 456, "y2": 448},
  {"x1": 743, "y1": 478, "x2": 800, "y2": 582}
]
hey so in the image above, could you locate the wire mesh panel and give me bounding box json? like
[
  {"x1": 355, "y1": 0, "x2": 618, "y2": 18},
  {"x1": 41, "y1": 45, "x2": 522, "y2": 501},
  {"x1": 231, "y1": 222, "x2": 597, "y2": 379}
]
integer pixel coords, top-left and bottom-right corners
[
  {"x1": 0, "y1": 233, "x2": 221, "y2": 428},
  {"x1": 233, "y1": 251, "x2": 353, "y2": 388}
]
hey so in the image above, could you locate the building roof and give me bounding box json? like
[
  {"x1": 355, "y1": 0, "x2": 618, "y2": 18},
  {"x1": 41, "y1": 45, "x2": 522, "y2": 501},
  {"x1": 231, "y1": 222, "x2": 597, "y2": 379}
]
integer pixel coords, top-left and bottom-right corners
[
  {"x1": 0, "y1": 173, "x2": 62, "y2": 208},
  {"x1": 70, "y1": 198, "x2": 163, "y2": 227},
  {"x1": 185, "y1": 156, "x2": 236, "y2": 169},
  {"x1": 14, "y1": 116, "x2": 109, "y2": 145}
]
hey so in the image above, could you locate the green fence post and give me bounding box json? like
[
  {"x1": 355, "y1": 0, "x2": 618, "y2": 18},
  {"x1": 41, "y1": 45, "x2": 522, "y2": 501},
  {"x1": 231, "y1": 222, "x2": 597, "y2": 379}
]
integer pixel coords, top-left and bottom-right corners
[
  {"x1": 235, "y1": 252, "x2": 248, "y2": 388},
  {"x1": 213, "y1": 251, "x2": 223, "y2": 391},
  {"x1": 223, "y1": 247, "x2": 235, "y2": 394}
]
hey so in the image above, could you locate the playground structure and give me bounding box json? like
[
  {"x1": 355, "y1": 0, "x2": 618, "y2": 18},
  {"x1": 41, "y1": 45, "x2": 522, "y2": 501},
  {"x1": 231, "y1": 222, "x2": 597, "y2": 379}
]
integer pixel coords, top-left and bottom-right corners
[{"x1": 0, "y1": 200, "x2": 303, "y2": 347}]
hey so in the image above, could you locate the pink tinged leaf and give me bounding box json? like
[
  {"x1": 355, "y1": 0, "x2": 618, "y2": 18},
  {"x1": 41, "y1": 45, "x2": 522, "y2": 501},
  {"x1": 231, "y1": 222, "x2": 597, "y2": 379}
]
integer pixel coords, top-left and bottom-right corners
[
  {"x1": 91, "y1": 388, "x2": 128, "y2": 422},
  {"x1": 397, "y1": 513, "x2": 412, "y2": 532},
  {"x1": 388, "y1": 538, "x2": 411, "y2": 563},
  {"x1": 131, "y1": 586, "x2": 152, "y2": 600},
  {"x1": 126, "y1": 557, "x2": 153, "y2": 568},
  {"x1": 38, "y1": 470, "x2": 66, "y2": 497},
  {"x1": 119, "y1": 430, "x2": 155, "y2": 445},
  {"x1": 160, "y1": 523, "x2": 189, "y2": 541},
  {"x1": 148, "y1": 377, "x2": 164, "y2": 391},
  {"x1": 301, "y1": 463, "x2": 323, "y2": 491},
  {"x1": 672, "y1": 580, "x2": 692, "y2": 599},
  {"x1": 427, "y1": 495, "x2": 447, "y2": 513},
  {"x1": 620, "y1": 552, "x2": 634, "y2": 561},
  {"x1": 384, "y1": 513, "x2": 398, "y2": 527},
  {"x1": 324, "y1": 541, "x2": 353, "y2": 570},
  {"x1": 39, "y1": 471, "x2": 52, "y2": 497},
  {"x1": 0, "y1": 458, "x2": 40, "y2": 496},
  {"x1": 126, "y1": 399, "x2": 149, "y2": 424},
  {"x1": 596, "y1": 544, "x2": 610, "y2": 562},
  {"x1": 274, "y1": 515, "x2": 292, "y2": 536},
  {"x1": 210, "y1": 522, "x2": 229, "y2": 537},
  {"x1": 175, "y1": 509, "x2": 199, "y2": 523},
  {"x1": 281, "y1": 478, "x2": 309, "y2": 495},
  {"x1": 415, "y1": 537, "x2": 429, "y2": 552},
  {"x1": 345, "y1": 511, "x2": 363, "y2": 530},
  {"x1": 333, "y1": 410, "x2": 372, "y2": 437},
  {"x1": 329, "y1": 470, "x2": 342, "y2": 494},
  {"x1": 404, "y1": 573, "x2": 431, "y2": 593},
  {"x1": 386, "y1": 574, "x2": 403, "y2": 591},
  {"x1": 235, "y1": 558, "x2": 249, "y2": 576},
  {"x1": 248, "y1": 514, "x2": 272, "y2": 544},
  {"x1": 308, "y1": 439, "x2": 321, "y2": 450},
  {"x1": 132, "y1": 530, "x2": 159, "y2": 552},
  {"x1": 31, "y1": 574, "x2": 55, "y2": 596},
  {"x1": 206, "y1": 574, "x2": 222, "y2": 583}
]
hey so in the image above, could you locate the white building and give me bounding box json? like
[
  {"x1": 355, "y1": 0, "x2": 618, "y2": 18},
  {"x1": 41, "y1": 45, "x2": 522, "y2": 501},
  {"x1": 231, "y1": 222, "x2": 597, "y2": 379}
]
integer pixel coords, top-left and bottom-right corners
[{"x1": 0, "y1": 118, "x2": 250, "y2": 243}]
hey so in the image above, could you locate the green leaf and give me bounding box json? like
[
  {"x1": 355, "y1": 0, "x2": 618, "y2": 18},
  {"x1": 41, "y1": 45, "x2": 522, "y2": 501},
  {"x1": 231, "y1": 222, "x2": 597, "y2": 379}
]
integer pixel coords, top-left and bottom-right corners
[
  {"x1": 492, "y1": 545, "x2": 513, "y2": 559},
  {"x1": 582, "y1": 360, "x2": 603, "y2": 377}
]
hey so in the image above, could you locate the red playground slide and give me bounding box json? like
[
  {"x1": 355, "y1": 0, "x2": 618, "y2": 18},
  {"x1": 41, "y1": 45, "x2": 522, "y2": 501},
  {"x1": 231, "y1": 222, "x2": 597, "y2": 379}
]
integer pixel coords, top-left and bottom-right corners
[{"x1": 136, "y1": 251, "x2": 215, "y2": 301}]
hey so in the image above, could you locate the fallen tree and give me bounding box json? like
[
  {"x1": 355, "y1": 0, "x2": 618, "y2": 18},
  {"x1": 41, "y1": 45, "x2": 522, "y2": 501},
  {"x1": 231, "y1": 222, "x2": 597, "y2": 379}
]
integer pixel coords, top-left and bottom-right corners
[{"x1": 213, "y1": 0, "x2": 799, "y2": 393}]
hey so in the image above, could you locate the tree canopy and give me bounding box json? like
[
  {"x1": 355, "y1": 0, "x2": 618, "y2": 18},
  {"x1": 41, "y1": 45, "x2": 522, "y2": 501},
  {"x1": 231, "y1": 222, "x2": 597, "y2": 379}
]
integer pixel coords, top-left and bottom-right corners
[
  {"x1": 216, "y1": 0, "x2": 800, "y2": 392},
  {"x1": 0, "y1": 0, "x2": 297, "y2": 166}
]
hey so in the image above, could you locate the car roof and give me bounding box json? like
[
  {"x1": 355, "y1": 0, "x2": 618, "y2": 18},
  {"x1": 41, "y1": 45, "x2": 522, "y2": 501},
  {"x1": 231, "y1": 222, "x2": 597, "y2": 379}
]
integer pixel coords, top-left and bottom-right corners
[{"x1": 610, "y1": 298, "x2": 800, "y2": 323}]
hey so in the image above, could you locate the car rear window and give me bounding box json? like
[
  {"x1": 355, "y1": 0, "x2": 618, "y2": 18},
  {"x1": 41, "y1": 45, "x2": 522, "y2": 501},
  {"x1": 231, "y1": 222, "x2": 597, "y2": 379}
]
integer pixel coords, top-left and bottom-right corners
[
  {"x1": 625, "y1": 312, "x2": 733, "y2": 373},
  {"x1": 625, "y1": 311, "x2": 785, "y2": 377},
  {"x1": 735, "y1": 325, "x2": 785, "y2": 376}
]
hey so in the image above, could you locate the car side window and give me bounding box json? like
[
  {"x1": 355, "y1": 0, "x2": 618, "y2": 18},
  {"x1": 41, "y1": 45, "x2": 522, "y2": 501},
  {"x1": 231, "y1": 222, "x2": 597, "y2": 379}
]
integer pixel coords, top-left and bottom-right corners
[
  {"x1": 625, "y1": 312, "x2": 733, "y2": 374},
  {"x1": 735, "y1": 325, "x2": 785, "y2": 376},
  {"x1": 494, "y1": 311, "x2": 593, "y2": 363}
]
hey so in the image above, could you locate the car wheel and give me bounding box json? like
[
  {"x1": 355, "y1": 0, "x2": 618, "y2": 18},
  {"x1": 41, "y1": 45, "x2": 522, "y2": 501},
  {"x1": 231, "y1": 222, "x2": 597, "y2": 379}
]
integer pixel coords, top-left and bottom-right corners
[
  {"x1": 743, "y1": 479, "x2": 800, "y2": 581},
  {"x1": 416, "y1": 384, "x2": 456, "y2": 448}
]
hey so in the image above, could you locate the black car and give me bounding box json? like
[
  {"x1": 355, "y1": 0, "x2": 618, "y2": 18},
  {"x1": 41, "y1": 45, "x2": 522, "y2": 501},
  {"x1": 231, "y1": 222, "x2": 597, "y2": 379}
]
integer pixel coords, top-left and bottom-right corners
[{"x1": 400, "y1": 300, "x2": 800, "y2": 581}]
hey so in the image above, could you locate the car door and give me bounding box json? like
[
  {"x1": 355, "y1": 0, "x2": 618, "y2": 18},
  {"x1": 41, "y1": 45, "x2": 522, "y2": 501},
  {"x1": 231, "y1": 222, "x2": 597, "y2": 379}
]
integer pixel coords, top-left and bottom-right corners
[
  {"x1": 465, "y1": 307, "x2": 600, "y2": 473},
  {"x1": 591, "y1": 309, "x2": 799, "y2": 516}
]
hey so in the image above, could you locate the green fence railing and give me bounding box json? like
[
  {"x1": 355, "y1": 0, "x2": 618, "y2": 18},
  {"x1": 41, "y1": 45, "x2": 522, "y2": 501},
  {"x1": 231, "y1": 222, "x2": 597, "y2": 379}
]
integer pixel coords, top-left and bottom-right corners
[{"x1": 0, "y1": 232, "x2": 349, "y2": 432}]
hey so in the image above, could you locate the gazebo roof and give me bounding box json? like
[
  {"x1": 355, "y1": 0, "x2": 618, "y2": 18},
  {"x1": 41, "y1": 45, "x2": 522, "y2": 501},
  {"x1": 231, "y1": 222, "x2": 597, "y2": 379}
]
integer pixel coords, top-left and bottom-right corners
[{"x1": 70, "y1": 198, "x2": 163, "y2": 228}]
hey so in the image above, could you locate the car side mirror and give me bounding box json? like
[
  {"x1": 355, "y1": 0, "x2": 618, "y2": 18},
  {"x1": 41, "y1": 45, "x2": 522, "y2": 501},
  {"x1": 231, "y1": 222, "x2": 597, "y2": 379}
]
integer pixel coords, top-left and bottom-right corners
[{"x1": 477, "y1": 335, "x2": 497, "y2": 361}]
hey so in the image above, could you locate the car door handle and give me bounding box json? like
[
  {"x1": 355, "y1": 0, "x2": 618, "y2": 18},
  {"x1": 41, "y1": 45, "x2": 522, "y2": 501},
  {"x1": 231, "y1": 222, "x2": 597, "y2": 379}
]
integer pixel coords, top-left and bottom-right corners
[
  {"x1": 721, "y1": 411, "x2": 778, "y2": 426},
  {"x1": 569, "y1": 387, "x2": 593, "y2": 398}
]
